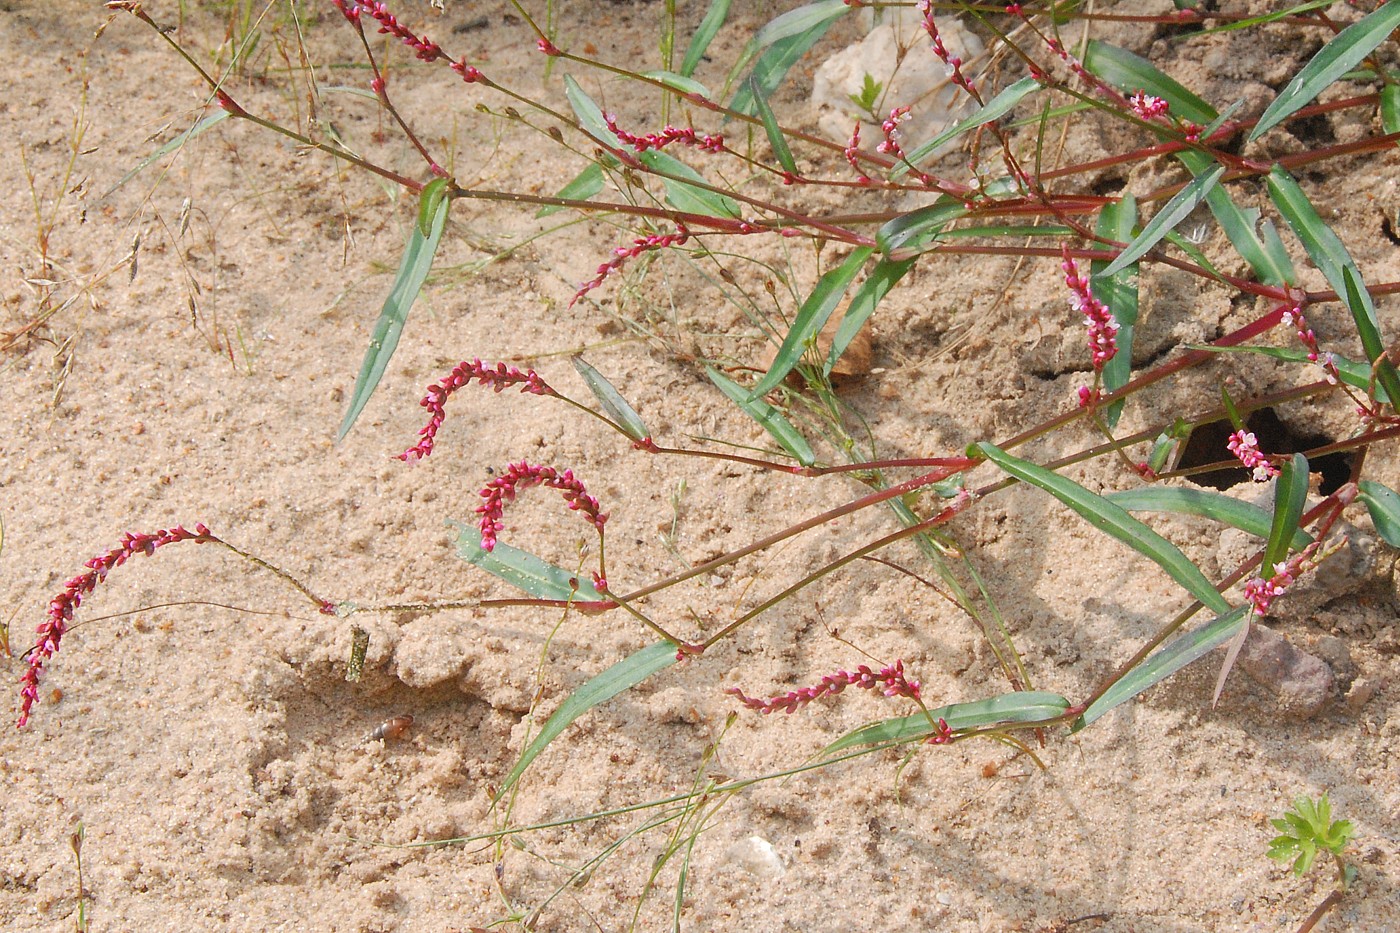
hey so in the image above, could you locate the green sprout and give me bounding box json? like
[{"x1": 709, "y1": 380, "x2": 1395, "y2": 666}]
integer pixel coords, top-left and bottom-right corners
[
  {"x1": 1267, "y1": 793, "x2": 1354, "y2": 878},
  {"x1": 847, "y1": 73, "x2": 883, "y2": 121}
]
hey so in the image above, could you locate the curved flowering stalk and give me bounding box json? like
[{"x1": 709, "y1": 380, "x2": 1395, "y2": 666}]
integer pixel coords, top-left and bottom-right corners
[
  {"x1": 727, "y1": 660, "x2": 921, "y2": 715},
  {"x1": 399, "y1": 359, "x2": 556, "y2": 462},
  {"x1": 18, "y1": 524, "x2": 216, "y2": 728},
  {"x1": 476, "y1": 461, "x2": 608, "y2": 554},
  {"x1": 1061, "y1": 247, "x2": 1120, "y2": 407}
]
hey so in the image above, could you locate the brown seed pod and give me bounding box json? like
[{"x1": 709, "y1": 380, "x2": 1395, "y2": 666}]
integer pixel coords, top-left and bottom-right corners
[{"x1": 368, "y1": 714, "x2": 414, "y2": 743}]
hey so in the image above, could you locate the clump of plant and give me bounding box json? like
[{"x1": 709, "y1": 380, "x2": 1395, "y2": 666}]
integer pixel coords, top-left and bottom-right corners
[
  {"x1": 20, "y1": 0, "x2": 1400, "y2": 925},
  {"x1": 1268, "y1": 793, "x2": 1358, "y2": 933}
]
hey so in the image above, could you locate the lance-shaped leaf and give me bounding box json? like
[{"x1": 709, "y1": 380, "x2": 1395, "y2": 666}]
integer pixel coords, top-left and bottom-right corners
[
  {"x1": 1194, "y1": 344, "x2": 1393, "y2": 405},
  {"x1": 537, "y1": 162, "x2": 605, "y2": 218},
  {"x1": 1264, "y1": 454, "x2": 1310, "y2": 578},
  {"x1": 975, "y1": 443, "x2": 1233, "y2": 615},
  {"x1": 1082, "y1": 40, "x2": 1219, "y2": 125},
  {"x1": 1341, "y1": 266, "x2": 1400, "y2": 409},
  {"x1": 1092, "y1": 196, "x2": 1140, "y2": 429},
  {"x1": 1383, "y1": 84, "x2": 1400, "y2": 135},
  {"x1": 824, "y1": 257, "x2": 914, "y2": 378},
  {"x1": 571, "y1": 356, "x2": 650, "y2": 443},
  {"x1": 500, "y1": 641, "x2": 679, "y2": 795},
  {"x1": 638, "y1": 150, "x2": 742, "y2": 218},
  {"x1": 824, "y1": 691, "x2": 1070, "y2": 754},
  {"x1": 104, "y1": 110, "x2": 231, "y2": 197},
  {"x1": 876, "y1": 198, "x2": 969, "y2": 257},
  {"x1": 1250, "y1": 0, "x2": 1400, "y2": 141},
  {"x1": 564, "y1": 75, "x2": 614, "y2": 144},
  {"x1": 1358, "y1": 480, "x2": 1400, "y2": 547},
  {"x1": 1177, "y1": 150, "x2": 1295, "y2": 287},
  {"x1": 1074, "y1": 606, "x2": 1249, "y2": 729},
  {"x1": 748, "y1": 75, "x2": 797, "y2": 175},
  {"x1": 1100, "y1": 164, "x2": 1223, "y2": 277},
  {"x1": 729, "y1": 0, "x2": 850, "y2": 115},
  {"x1": 337, "y1": 179, "x2": 450, "y2": 441},
  {"x1": 452, "y1": 521, "x2": 605, "y2": 601},
  {"x1": 1268, "y1": 165, "x2": 1376, "y2": 324},
  {"x1": 1106, "y1": 487, "x2": 1313, "y2": 551},
  {"x1": 642, "y1": 71, "x2": 712, "y2": 99},
  {"x1": 894, "y1": 76, "x2": 1043, "y2": 177},
  {"x1": 748, "y1": 247, "x2": 872, "y2": 397},
  {"x1": 680, "y1": 0, "x2": 731, "y2": 78},
  {"x1": 708, "y1": 367, "x2": 815, "y2": 466}
]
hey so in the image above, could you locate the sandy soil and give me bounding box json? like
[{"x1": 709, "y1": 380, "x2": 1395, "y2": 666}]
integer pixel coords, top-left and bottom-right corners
[{"x1": 1, "y1": 2, "x2": 1398, "y2": 931}]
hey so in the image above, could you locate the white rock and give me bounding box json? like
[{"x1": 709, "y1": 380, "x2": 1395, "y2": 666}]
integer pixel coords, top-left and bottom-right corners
[{"x1": 722, "y1": 835, "x2": 785, "y2": 879}]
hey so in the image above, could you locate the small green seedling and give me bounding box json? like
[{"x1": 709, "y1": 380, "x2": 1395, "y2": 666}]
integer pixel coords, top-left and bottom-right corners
[
  {"x1": 1267, "y1": 793, "x2": 1354, "y2": 878},
  {"x1": 848, "y1": 73, "x2": 883, "y2": 120}
]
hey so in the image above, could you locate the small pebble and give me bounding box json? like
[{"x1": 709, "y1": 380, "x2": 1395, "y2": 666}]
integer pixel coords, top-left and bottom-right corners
[{"x1": 722, "y1": 836, "x2": 784, "y2": 879}]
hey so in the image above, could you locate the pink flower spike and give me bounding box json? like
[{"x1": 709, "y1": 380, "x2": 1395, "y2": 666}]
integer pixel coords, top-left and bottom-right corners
[
  {"x1": 400, "y1": 360, "x2": 555, "y2": 462},
  {"x1": 572, "y1": 226, "x2": 690, "y2": 305},
  {"x1": 1061, "y1": 247, "x2": 1119, "y2": 371},
  {"x1": 352, "y1": 1, "x2": 444, "y2": 63},
  {"x1": 18, "y1": 524, "x2": 216, "y2": 728},
  {"x1": 1128, "y1": 90, "x2": 1170, "y2": 121},
  {"x1": 1226, "y1": 430, "x2": 1280, "y2": 482},
  {"x1": 475, "y1": 461, "x2": 608, "y2": 552},
  {"x1": 727, "y1": 660, "x2": 921, "y2": 715}
]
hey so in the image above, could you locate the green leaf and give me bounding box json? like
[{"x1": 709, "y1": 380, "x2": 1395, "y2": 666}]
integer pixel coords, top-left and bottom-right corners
[
  {"x1": 1092, "y1": 196, "x2": 1140, "y2": 429},
  {"x1": 1358, "y1": 480, "x2": 1400, "y2": 547},
  {"x1": 500, "y1": 641, "x2": 679, "y2": 795},
  {"x1": 1074, "y1": 607, "x2": 1249, "y2": 729},
  {"x1": 451, "y1": 522, "x2": 605, "y2": 601},
  {"x1": 1269, "y1": 166, "x2": 1379, "y2": 322},
  {"x1": 1341, "y1": 266, "x2": 1400, "y2": 408},
  {"x1": 103, "y1": 110, "x2": 232, "y2": 198},
  {"x1": 748, "y1": 75, "x2": 797, "y2": 175},
  {"x1": 1176, "y1": 150, "x2": 1295, "y2": 287},
  {"x1": 707, "y1": 367, "x2": 815, "y2": 466},
  {"x1": 895, "y1": 76, "x2": 1043, "y2": 177},
  {"x1": 1106, "y1": 487, "x2": 1313, "y2": 551},
  {"x1": 1250, "y1": 1, "x2": 1400, "y2": 141},
  {"x1": 680, "y1": 0, "x2": 731, "y2": 78},
  {"x1": 823, "y1": 691, "x2": 1070, "y2": 754},
  {"x1": 337, "y1": 181, "x2": 451, "y2": 441},
  {"x1": 1264, "y1": 454, "x2": 1310, "y2": 577},
  {"x1": 1383, "y1": 84, "x2": 1400, "y2": 135},
  {"x1": 537, "y1": 162, "x2": 605, "y2": 218},
  {"x1": 1082, "y1": 40, "x2": 1219, "y2": 125},
  {"x1": 1195, "y1": 344, "x2": 1393, "y2": 405},
  {"x1": 747, "y1": 248, "x2": 872, "y2": 397},
  {"x1": 642, "y1": 70, "x2": 712, "y2": 99},
  {"x1": 571, "y1": 356, "x2": 650, "y2": 443},
  {"x1": 824, "y1": 257, "x2": 914, "y2": 378},
  {"x1": 729, "y1": 1, "x2": 850, "y2": 115},
  {"x1": 638, "y1": 150, "x2": 742, "y2": 218},
  {"x1": 564, "y1": 75, "x2": 614, "y2": 144},
  {"x1": 1100, "y1": 164, "x2": 1223, "y2": 277},
  {"x1": 876, "y1": 197, "x2": 969, "y2": 257},
  {"x1": 975, "y1": 443, "x2": 1233, "y2": 615}
]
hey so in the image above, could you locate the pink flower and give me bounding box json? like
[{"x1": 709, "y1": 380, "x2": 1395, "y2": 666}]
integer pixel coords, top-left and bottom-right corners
[
  {"x1": 727, "y1": 660, "x2": 921, "y2": 715},
  {"x1": 476, "y1": 461, "x2": 607, "y2": 552},
  {"x1": 18, "y1": 524, "x2": 215, "y2": 728},
  {"x1": 400, "y1": 360, "x2": 555, "y2": 463},
  {"x1": 573, "y1": 227, "x2": 690, "y2": 305},
  {"x1": 877, "y1": 106, "x2": 912, "y2": 158},
  {"x1": 1226, "y1": 430, "x2": 1279, "y2": 482},
  {"x1": 604, "y1": 114, "x2": 724, "y2": 154},
  {"x1": 1128, "y1": 90, "x2": 1170, "y2": 121},
  {"x1": 1061, "y1": 247, "x2": 1119, "y2": 371}
]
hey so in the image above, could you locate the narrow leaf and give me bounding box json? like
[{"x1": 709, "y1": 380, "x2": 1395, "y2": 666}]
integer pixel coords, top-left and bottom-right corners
[
  {"x1": 976, "y1": 443, "x2": 1234, "y2": 615},
  {"x1": 707, "y1": 367, "x2": 815, "y2": 466},
  {"x1": 1196, "y1": 343, "x2": 1392, "y2": 404},
  {"x1": 642, "y1": 70, "x2": 712, "y2": 99},
  {"x1": 571, "y1": 356, "x2": 650, "y2": 442},
  {"x1": 337, "y1": 182, "x2": 450, "y2": 440},
  {"x1": 1074, "y1": 607, "x2": 1249, "y2": 729},
  {"x1": 824, "y1": 258, "x2": 914, "y2": 377},
  {"x1": 103, "y1": 110, "x2": 231, "y2": 198},
  {"x1": 1106, "y1": 487, "x2": 1313, "y2": 551},
  {"x1": 1341, "y1": 266, "x2": 1400, "y2": 408},
  {"x1": 876, "y1": 198, "x2": 969, "y2": 256},
  {"x1": 895, "y1": 76, "x2": 1043, "y2": 176},
  {"x1": 729, "y1": 1, "x2": 849, "y2": 115},
  {"x1": 1250, "y1": 1, "x2": 1400, "y2": 141},
  {"x1": 537, "y1": 162, "x2": 605, "y2": 218},
  {"x1": 1269, "y1": 165, "x2": 1377, "y2": 326},
  {"x1": 1092, "y1": 196, "x2": 1140, "y2": 429},
  {"x1": 564, "y1": 75, "x2": 614, "y2": 144},
  {"x1": 679, "y1": 0, "x2": 731, "y2": 78},
  {"x1": 1082, "y1": 40, "x2": 1219, "y2": 125},
  {"x1": 1383, "y1": 84, "x2": 1400, "y2": 135},
  {"x1": 748, "y1": 248, "x2": 872, "y2": 396},
  {"x1": 500, "y1": 641, "x2": 679, "y2": 794},
  {"x1": 1263, "y1": 454, "x2": 1310, "y2": 577},
  {"x1": 638, "y1": 150, "x2": 741, "y2": 218},
  {"x1": 1176, "y1": 149, "x2": 1295, "y2": 286},
  {"x1": 748, "y1": 75, "x2": 797, "y2": 175},
  {"x1": 824, "y1": 691, "x2": 1070, "y2": 754},
  {"x1": 1100, "y1": 164, "x2": 1223, "y2": 277},
  {"x1": 1358, "y1": 480, "x2": 1400, "y2": 547},
  {"x1": 451, "y1": 521, "x2": 605, "y2": 601}
]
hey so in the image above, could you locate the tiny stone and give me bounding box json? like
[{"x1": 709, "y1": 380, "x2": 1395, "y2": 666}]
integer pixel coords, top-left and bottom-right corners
[
  {"x1": 1238, "y1": 624, "x2": 1333, "y2": 719},
  {"x1": 722, "y1": 836, "x2": 784, "y2": 879},
  {"x1": 936, "y1": 892, "x2": 953, "y2": 906}
]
